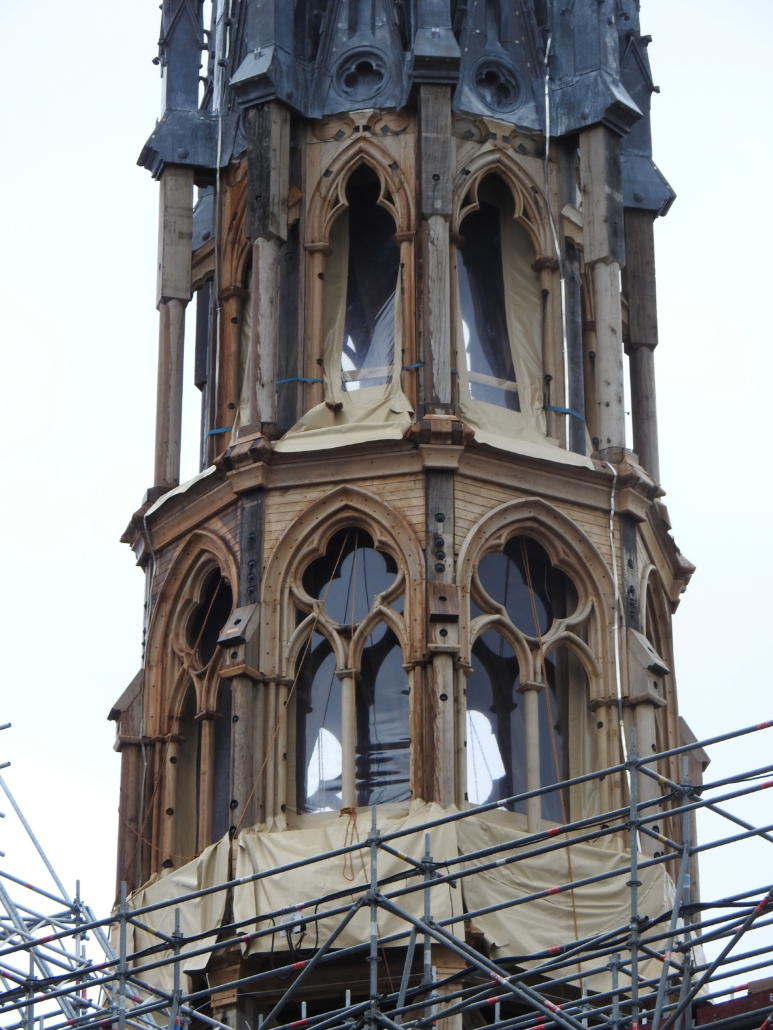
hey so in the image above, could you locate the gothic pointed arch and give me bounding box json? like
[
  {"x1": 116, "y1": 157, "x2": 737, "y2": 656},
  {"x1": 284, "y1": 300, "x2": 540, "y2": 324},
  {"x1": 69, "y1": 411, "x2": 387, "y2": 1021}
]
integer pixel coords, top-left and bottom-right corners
[
  {"x1": 262, "y1": 484, "x2": 425, "y2": 679},
  {"x1": 452, "y1": 148, "x2": 551, "y2": 259},
  {"x1": 457, "y1": 497, "x2": 615, "y2": 700},
  {"x1": 306, "y1": 135, "x2": 416, "y2": 245}
]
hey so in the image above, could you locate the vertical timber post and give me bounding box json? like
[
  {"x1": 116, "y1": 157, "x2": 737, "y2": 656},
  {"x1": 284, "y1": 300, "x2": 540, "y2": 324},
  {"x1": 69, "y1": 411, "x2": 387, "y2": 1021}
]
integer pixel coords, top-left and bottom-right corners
[
  {"x1": 580, "y1": 126, "x2": 625, "y2": 456},
  {"x1": 155, "y1": 166, "x2": 194, "y2": 489},
  {"x1": 231, "y1": 489, "x2": 265, "y2": 833},
  {"x1": 246, "y1": 102, "x2": 290, "y2": 436},
  {"x1": 623, "y1": 209, "x2": 661, "y2": 482},
  {"x1": 418, "y1": 86, "x2": 453, "y2": 413},
  {"x1": 426, "y1": 468, "x2": 456, "y2": 806}
]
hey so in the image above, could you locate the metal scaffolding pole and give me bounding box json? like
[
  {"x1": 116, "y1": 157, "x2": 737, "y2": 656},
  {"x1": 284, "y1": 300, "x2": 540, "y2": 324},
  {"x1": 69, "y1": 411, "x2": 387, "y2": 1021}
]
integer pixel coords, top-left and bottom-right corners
[{"x1": 2, "y1": 719, "x2": 773, "y2": 1030}]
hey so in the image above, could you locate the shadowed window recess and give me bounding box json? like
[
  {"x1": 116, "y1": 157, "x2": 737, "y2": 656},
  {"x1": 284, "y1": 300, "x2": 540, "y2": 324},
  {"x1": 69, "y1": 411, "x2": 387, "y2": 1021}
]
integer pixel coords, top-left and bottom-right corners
[
  {"x1": 458, "y1": 184, "x2": 519, "y2": 411},
  {"x1": 340, "y1": 166, "x2": 400, "y2": 393},
  {"x1": 187, "y1": 569, "x2": 234, "y2": 667},
  {"x1": 172, "y1": 566, "x2": 234, "y2": 863},
  {"x1": 468, "y1": 536, "x2": 592, "y2": 823},
  {"x1": 295, "y1": 529, "x2": 410, "y2": 813},
  {"x1": 454, "y1": 175, "x2": 560, "y2": 459}
]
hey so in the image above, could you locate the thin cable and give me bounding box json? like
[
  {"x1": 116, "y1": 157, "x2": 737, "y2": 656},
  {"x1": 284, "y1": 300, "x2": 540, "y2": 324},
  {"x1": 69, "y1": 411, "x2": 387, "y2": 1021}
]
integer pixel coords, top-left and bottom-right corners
[{"x1": 543, "y1": 33, "x2": 570, "y2": 451}]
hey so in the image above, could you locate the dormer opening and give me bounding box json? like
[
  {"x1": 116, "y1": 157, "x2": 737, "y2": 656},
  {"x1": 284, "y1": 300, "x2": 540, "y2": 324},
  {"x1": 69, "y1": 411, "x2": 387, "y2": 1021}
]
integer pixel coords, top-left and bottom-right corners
[
  {"x1": 457, "y1": 174, "x2": 540, "y2": 416},
  {"x1": 338, "y1": 164, "x2": 401, "y2": 393}
]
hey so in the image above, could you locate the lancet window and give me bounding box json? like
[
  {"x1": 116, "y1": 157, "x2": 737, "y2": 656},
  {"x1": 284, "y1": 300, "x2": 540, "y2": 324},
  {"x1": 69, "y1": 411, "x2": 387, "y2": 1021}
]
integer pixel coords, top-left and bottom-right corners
[
  {"x1": 453, "y1": 170, "x2": 546, "y2": 442},
  {"x1": 336, "y1": 165, "x2": 401, "y2": 393},
  {"x1": 169, "y1": 565, "x2": 234, "y2": 864},
  {"x1": 291, "y1": 529, "x2": 411, "y2": 814},
  {"x1": 467, "y1": 535, "x2": 595, "y2": 824}
]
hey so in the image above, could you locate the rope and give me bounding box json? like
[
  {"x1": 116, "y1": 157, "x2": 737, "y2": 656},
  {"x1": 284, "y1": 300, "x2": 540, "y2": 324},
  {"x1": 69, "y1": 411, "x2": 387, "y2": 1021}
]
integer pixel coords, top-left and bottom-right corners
[
  {"x1": 340, "y1": 807, "x2": 367, "y2": 882},
  {"x1": 520, "y1": 540, "x2": 581, "y2": 958},
  {"x1": 234, "y1": 532, "x2": 352, "y2": 837}
]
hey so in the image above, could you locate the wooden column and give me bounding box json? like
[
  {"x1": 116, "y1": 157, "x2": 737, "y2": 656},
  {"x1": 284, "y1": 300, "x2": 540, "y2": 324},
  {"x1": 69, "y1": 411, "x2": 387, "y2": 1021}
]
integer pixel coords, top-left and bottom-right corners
[
  {"x1": 426, "y1": 466, "x2": 458, "y2": 806},
  {"x1": 154, "y1": 165, "x2": 193, "y2": 488},
  {"x1": 580, "y1": 126, "x2": 625, "y2": 454},
  {"x1": 115, "y1": 742, "x2": 143, "y2": 895},
  {"x1": 623, "y1": 209, "x2": 661, "y2": 482},
  {"x1": 537, "y1": 262, "x2": 563, "y2": 442},
  {"x1": 246, "y1": 102, "x2": 290, "y2": 434},
  {"x1": 518, "y1": 681, "x2": 543, "y2": 833},
  {"x1": 230, "y1": 489, "x2": 264, "y2": 832},
  {"x1": 339, "y1": 672, "x2": 357, "y2": 809},
  {"x1": 593, "y1": 703, "x2": 613, "y2": 814},
  {"x1": 197, "y1": 714, "x2": 216, "y2": 852},
  {"x1": 161, "y1": 738, "x2": 180, "y2": 866},
  {"x1": 150, "y1": 738, "x2": 165, "y2": 875},
  {"x1": 216, "y1": 287, "x2": 247, "y2": 455},
  {"x1": 628, "y1": 697, "x2": 660, "y2": 857},
  {"x1": 418, "y1": 86, "x2": 453, "y2": 411}
]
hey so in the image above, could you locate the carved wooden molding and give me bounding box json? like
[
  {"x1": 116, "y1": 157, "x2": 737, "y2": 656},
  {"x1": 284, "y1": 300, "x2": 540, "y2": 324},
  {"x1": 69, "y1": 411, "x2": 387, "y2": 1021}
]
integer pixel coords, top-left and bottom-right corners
[
  {"x1": 452, "y1": 148, "x2": 552, "y2": 261},
  {"x1": 306, "y1": 136, "x2": 416, "y2": 246},
  {"x1": 261, "y1": 484, "x2": 426, "y2": 681}
]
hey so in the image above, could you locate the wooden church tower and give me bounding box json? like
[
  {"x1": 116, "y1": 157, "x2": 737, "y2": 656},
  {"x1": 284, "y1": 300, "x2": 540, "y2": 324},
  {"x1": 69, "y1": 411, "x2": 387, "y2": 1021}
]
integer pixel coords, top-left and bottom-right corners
[{"x1": 112, "y1": 0, "x2": 696, "y2": 1023}]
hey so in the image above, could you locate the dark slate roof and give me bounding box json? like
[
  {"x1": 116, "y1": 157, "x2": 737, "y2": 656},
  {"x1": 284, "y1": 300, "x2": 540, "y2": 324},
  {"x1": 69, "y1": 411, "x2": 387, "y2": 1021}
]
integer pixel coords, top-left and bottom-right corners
[{"x1": 139, "y1": 0, "x2": 674, "y2": 215}]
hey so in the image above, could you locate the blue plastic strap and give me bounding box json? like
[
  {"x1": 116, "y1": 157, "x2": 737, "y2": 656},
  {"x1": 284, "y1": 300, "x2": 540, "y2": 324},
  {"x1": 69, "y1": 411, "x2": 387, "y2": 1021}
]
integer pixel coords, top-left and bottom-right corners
[
  {"x1": 207, "y1": 427, "x2": 232, "y2": 436},
  {"x1": 544, "y1": 405, "x2": 586, "y2": 423},
  {"x1": 402, "y1": 362, "x2": 424, "y2": 371},
  {"x1": 276, "y1": 376, "x2": 323, "y2": 385}
]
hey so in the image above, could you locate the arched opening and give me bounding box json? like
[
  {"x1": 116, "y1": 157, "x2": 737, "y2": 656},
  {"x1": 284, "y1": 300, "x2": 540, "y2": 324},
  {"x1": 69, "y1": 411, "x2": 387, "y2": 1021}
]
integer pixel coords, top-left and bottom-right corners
[
  {"x1": 303, "y1": 527, "x2": 398, "y2": 623},
  {"x1": 176, "y1": 684, "x2": 200, "y2": 863},
  {"x1": 472, "y1": 536, "x2": 577, "y2": 634},
  {"x1": 186, "y1": 568, "x2": 233, "y2": 666},
  {"x1": 468, "y1": 536, "x2": 594, "y2": 823},
  {"x1": 294, "y1": 528, "x2": 410, "y2": 813},
  {"x1": 466, "y1": 629, "x2": 524, "y2": 811},
  {"x1": 296, "y1": 631, "x2": 342, "y2": 813},
  {"x1": 457, "y1": 175, "x2": 541, "y2": 415},
  {"x1": 356, "y1": 623, "x2": 410, "y2": 806},
  {"x1": 335, "y1": 165, "x2": 401, "y2": 392}
]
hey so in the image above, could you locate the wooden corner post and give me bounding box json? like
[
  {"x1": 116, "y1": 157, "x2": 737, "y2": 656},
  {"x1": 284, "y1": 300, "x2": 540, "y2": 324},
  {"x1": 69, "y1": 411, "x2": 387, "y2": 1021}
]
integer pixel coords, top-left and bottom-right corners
[
  {"x1": 418, "y1": 86, "x2": 453, "y2": 413},
  {"x1": 155, "y1": 164, "x2": 194, "y2": 488},
  {"x1": 246, "y1": 102, "x2": 290, "y2": 434},
  {"x1": 623, "y1": 209, "x2": 660, "y2": 482},
  {"x1": 580, "y1": 125, "x2": 625, "y2": 455}
]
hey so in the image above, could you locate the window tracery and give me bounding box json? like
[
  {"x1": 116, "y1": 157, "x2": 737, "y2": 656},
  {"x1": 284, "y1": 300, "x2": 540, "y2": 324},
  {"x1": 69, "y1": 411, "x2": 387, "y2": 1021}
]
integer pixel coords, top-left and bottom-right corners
[
  {"x1": 166, "y1": 562, "x2": 234, "y2": 863},
  {"x1": 290, "y1": 528, "x2": 411, "y2": 814},
  {"x1": 467, "y1": 534, "x2": 595, "y2": 824}
]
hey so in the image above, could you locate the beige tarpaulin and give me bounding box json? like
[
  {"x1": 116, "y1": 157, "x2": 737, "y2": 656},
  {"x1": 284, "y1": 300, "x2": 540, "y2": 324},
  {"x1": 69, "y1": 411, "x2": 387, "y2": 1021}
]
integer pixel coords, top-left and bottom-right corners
[
  {"x1": 126, "y1": 802, "x2": 675, "y2": 996},
  {"x1": 276, "y1": 210, "x2": 414, "y2": 453},
  {"x1": 456, "y1": 807, "x2": 673, "y2": 990},
  {"x1": 234, "y1": 802, "x2": 462, "y2": 957},
  {"x1": 455, "y1": 184, "x2": 593, "y2": 470},
  {"x1": 126, "y1": 835, "x2": 230, "y2": 998}
]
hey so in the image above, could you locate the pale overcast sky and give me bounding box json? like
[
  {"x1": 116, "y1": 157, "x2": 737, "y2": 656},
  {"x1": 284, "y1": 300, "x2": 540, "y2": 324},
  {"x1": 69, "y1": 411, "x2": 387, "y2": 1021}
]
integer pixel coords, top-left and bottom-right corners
[{"x1": 0, "y1": 1, "x2": 771, "y2": 946}]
